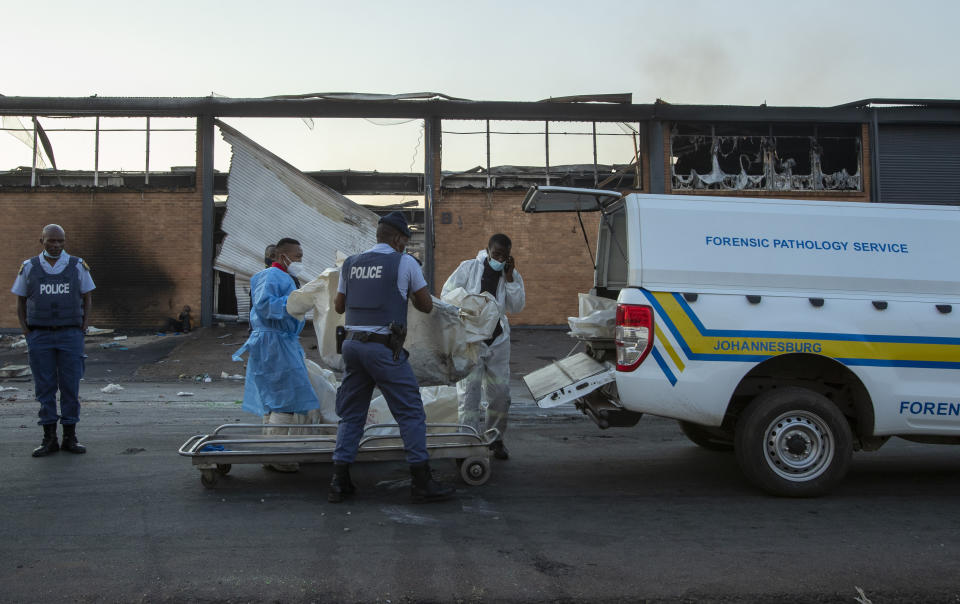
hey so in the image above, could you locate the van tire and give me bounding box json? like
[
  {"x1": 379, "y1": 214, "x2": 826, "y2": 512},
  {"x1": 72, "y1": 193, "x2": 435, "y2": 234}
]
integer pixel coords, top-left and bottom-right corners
[
  {"x1": 735, "y1": 387, "x2": 852, "y2": 497},
  {"x1": 678, "y1": 421, "x2": 734, "y2": 451}
]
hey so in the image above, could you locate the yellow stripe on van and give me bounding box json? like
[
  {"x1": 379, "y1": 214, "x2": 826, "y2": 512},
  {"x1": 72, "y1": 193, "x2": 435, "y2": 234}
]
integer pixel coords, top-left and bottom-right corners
[
  {"x1": 655, "y1": 317, "x2": 685, "y2": 372},
  {"x1": 647, "y1": 291, "x2": 960, "y2": 369}
]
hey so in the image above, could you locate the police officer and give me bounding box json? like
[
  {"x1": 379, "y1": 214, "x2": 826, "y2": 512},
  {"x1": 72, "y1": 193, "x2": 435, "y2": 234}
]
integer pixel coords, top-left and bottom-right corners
[
  {"x1": 11, "y1": 224, "x2": 95, "y2": 457},
  {"x1": 328, "y1": 211, "x2": 454, "y2": 503}
]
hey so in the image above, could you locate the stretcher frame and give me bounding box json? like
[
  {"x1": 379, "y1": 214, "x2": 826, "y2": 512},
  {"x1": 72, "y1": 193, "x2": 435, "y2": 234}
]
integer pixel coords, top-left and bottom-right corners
[{"x1": 178, "y1": 422, "x2": 498, "y2": 488}]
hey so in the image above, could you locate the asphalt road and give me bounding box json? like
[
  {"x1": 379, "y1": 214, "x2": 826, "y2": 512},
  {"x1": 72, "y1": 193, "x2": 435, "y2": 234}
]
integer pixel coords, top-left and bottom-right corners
[{"x1": 1, "y1": 330, "x2": 959, "y2": 603}]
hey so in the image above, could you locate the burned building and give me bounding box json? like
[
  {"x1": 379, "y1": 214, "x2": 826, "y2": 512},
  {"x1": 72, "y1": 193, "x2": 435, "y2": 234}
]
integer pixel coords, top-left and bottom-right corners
[{"x1": 1, "y1": 95, "x2": 958, "y2": 329}]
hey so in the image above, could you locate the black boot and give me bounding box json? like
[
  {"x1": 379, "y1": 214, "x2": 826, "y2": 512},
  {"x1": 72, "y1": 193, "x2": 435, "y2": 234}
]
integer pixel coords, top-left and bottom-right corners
[
  {"x1": 489, "y1": 439, "x2": 510, "y2": 460},
  {"x1": 32, "y1": 424, "x2": 60, "y2": 457},
  {"x1": 410, "y1": 461, "x2": 455, "y2": 503},
  {"x1": 328, "y1": 463, "x2": 356, "y2": 503},
  {"x1": 61, "y1": 424, "x2": 86, "y2": 454}
]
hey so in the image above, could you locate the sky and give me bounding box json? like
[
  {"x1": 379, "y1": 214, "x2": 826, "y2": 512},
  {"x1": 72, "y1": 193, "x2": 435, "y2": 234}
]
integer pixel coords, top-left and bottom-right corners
[{"x1": 2, "y1": 0, "x2": 959, "y2": 184}]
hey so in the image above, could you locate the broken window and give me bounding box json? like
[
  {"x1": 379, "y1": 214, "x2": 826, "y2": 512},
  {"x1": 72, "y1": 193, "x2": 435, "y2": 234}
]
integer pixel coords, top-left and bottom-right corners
[
  {"x1": 441, "y1": 120, "x2": 642, "y2": 190},
  {"x1": 0, "y1": 116, "x2": 197, "y2": 188},
  {"x1": 671, "y1": 122, "x2": 861, "y2": 192}
]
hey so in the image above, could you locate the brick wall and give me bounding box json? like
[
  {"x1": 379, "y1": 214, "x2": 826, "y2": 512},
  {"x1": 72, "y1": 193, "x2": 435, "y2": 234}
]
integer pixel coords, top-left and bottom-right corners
[
  {"x1": 0, "y1": 188, "x2": 203, "y2": 329},
  {"x1": 433, "y1": 190, "x2": 600, "y2": 325}
]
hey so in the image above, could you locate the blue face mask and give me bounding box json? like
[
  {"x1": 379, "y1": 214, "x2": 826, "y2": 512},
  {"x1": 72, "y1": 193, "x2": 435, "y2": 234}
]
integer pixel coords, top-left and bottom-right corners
[
  {"x1": 43, "y1": 249, "x2": 62, "y2": 259},
  {"x1": 487, "y1": 257, "x2": 504, "y2": 272}
]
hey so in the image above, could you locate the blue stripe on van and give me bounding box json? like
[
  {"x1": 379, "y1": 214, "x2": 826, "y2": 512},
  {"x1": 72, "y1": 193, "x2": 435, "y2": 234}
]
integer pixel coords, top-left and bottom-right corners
[
  {"x1": 650, "y1": 347, "x2": 677, "y2": 386},
  {"x1": 637, "y1": 289, "x2": 960, "y2": 370},
  {"x1": 672, "y1": 292, "x2": 960, "y2": 346}
]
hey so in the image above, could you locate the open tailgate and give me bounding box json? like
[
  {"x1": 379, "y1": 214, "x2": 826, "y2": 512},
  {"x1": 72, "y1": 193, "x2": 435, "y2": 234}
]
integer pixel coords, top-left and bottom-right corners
[{"x1": 522, "y1": 352, "x2": 615, "y2": 409}]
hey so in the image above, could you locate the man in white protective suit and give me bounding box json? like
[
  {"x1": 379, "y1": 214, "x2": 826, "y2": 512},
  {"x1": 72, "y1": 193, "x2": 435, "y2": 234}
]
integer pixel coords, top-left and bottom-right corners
[{"x1": 441, "y1": 233, "x2": 525, "y2": 459}]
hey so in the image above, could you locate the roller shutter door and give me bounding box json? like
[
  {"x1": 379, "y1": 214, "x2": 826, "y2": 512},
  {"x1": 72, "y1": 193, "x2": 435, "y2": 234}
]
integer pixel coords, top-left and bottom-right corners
[{"x1": 877, "y1": 125, "x2": 960, "y2": 205}]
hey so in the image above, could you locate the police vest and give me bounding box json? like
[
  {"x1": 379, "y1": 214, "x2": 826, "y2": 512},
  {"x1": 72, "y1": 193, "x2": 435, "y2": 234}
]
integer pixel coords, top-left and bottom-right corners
[
  {"x1": 342, "y1": 251, "x2": 407, "y2": 327},
  {"x1": 25, "y1": 256, "x2": 84, "y2": 327}
]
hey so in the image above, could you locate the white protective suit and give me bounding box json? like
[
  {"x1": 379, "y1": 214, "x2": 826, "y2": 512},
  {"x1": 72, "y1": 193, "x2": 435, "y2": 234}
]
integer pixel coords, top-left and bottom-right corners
[{"x1": 441, "y1": 249, "x2": 525, "y2": 437}]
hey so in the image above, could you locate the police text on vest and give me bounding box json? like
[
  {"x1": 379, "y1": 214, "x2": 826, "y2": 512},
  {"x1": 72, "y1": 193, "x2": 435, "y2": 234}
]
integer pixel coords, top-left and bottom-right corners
[
  {"x1": 40, "y1": 283, "x2": 70, "y2": 295},
  {"x1": 350, "y1": 265, "x2": 383, "y2": 280}
]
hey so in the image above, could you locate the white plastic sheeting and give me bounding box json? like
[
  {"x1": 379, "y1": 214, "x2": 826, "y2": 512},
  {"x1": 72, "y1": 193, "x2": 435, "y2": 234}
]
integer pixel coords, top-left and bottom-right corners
[
  {"x1": 366, "y1": 385, "x2": 460, "y2": 435},
  {"x1": 305, "y1": 359, "x2": 340, "y2": 424},
  {"x1": 305, "y1": 352, "x2": 461, "y2": 436},
  {"x1": 288, "y1": 268, "x2": 501, "y2": 386},
  {"x1": 440, "y1": 287, "x2": 500, "y2": 344},
  {"x1": 286, "y1": 268, "x2": 343, "y2": 368},
  {"x1": 567, "y1": 292, "x2": 617, "y2": 339},
  {"x1": 213, "y1": 121, "x2": 379, "y2": 319}
]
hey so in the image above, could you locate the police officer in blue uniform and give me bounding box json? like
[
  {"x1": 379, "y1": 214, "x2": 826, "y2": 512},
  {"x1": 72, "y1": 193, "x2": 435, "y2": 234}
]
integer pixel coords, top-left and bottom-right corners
[
  {"x1": 11, "y1": 224, "x2": 95, "y2": 457},
  {"x1": 328, "y1": 212, "x2": 455, "y2": 503}
]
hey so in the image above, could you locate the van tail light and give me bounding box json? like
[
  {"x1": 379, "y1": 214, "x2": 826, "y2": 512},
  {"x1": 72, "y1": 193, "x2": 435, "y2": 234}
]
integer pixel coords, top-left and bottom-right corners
[{"x1": 616, "y1": 304, "x2": 654, "y2": 371}]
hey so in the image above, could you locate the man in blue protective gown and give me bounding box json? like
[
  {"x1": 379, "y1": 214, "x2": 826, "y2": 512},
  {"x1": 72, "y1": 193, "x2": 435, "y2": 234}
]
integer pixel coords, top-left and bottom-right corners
[
  {"x1": 234, "y1": 238, "x2": 319, "y2": 471},
  {"x1": 328, "y1": 212, "x2": 455, "y2": 504},
  {"x1": 12, "y1": 224, "x2": 95, "y2": 457}
]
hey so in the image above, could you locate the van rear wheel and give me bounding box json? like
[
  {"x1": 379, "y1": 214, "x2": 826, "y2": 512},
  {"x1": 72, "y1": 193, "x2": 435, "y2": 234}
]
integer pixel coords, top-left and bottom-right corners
[
  {"x1": 735, "y1": 387, "x2": 852, "y2": 497},
  {"x1": 678, "y1": 421, "x2": 734, "y2": 451}
]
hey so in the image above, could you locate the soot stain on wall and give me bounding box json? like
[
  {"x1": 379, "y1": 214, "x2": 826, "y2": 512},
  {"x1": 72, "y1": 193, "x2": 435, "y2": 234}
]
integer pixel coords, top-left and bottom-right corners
[{"x1": 78, "y1": 212, "x2": 177, "y2": 327}]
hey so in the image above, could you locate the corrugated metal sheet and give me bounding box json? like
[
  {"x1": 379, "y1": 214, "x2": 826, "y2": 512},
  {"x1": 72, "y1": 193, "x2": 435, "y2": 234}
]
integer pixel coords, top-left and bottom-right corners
[
  {"x1": 214, "y1": 121, "x2": 379, "y2": 318},
  {"x1": 878, "y1": 125, "x2": 960, "y2": 205}
]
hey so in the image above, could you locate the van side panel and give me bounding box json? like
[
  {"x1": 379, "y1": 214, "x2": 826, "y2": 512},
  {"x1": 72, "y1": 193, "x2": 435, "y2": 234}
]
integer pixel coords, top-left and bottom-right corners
[
  {"x1": 629, "y1": 194, "x2": 960, "y2": 301},
  {"x1": 615, "y1": 289, "x2": 960, "y2": 435}
]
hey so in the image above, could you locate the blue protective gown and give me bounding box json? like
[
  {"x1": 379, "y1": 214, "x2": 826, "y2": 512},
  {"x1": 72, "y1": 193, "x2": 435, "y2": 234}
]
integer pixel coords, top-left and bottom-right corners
[{"x1": 233, "y1": 267, "x2": 320, "y2": 416}]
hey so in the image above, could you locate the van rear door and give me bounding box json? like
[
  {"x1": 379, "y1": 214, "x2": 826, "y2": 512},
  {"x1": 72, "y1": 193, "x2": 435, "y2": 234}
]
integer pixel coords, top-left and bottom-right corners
[
  {"x1": 521, "y1": 186, "x2": 629, "y2": 295},
  {"x1": 520, "y1": 187, "x2": 631, "y2": 418},
  {"x1": 520, "y1": 186, "x2": 622, "y2": 213}
]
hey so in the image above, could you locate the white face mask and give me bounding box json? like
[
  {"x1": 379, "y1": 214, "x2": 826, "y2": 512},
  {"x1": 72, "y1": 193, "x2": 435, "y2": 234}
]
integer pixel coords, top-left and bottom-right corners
[
  {"x1": 286, "y1": 261, "x2": 307, "y2": 279},
  {"x1": 279, "y1": 253, "x2": 308, "y2": 278}
]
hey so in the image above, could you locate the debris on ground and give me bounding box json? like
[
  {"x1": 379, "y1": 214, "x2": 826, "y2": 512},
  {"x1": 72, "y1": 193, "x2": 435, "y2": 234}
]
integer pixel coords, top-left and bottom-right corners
[
  {"x1": 99, "y1": 342, "x2": 127, "y2": 349},
  {"x1": 85, "y1": 326, "x2": 114, "y2": 335},
  {"x1": 113, "y1": 335, "x2": 128, "y2": 341},
  {"x1": 0, "y1": 365, "x2": 31, "y2": 377},
  {"x1": 100, "y1": 383, "x2": 125, "y2": 393},
  {"x1": 220, "y1": 371, "x2": 244, "y2": 380},
  {"x1": 0, "y1": 386, "x2": 19, "y2": 392},
  {"x1": 10, "y1": 338, "x2": 27, "y2": 349},
  {"x1": 177, "y1": 391, "x2": 195, "y2": 397}
]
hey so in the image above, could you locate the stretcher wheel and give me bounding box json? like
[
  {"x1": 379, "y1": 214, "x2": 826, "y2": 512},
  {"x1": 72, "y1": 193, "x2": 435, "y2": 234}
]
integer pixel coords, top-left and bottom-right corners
[
  {"x1": 200, "y1": 469, "x2": 218, "y2": 488},
  {"x1": 458, "y1": 457, "x2": 490, "y2": 486},
  {"x1": 216, "y1": 464, "x2": 232, "y2": 475}
]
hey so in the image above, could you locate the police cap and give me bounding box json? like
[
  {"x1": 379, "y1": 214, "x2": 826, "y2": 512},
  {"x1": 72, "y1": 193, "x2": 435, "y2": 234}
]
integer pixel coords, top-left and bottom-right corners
[{"x1": 379, "y1": 211, "x2": 412, "y2": 238}]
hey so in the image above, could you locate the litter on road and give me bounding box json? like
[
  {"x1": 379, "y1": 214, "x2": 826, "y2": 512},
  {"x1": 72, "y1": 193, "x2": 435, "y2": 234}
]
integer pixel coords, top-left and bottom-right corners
[
  {"x1": 100, "y1": 383, "x2": 125, "y2": 393},
  {"x1": 0, "y1": 365, "x2": 31, "y2": 377}
]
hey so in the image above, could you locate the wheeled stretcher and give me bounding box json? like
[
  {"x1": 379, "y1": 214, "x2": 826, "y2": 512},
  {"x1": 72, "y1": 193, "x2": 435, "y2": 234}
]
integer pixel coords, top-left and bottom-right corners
[{"x1": 178, "y1": 423, "x2": 497, "y2": 488}]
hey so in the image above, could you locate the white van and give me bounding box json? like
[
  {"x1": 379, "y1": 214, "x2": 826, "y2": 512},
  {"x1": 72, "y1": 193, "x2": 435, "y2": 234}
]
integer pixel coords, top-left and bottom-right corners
[{"x1": 521, "y1": 187, "x2": 960, "y2": 496}]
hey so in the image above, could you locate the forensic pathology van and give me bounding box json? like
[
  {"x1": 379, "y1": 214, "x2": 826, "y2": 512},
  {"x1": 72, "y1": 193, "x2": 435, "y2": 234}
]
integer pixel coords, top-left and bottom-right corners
[{"x1": 521, "y1": 187, "x2": 960, "y2": 496}]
